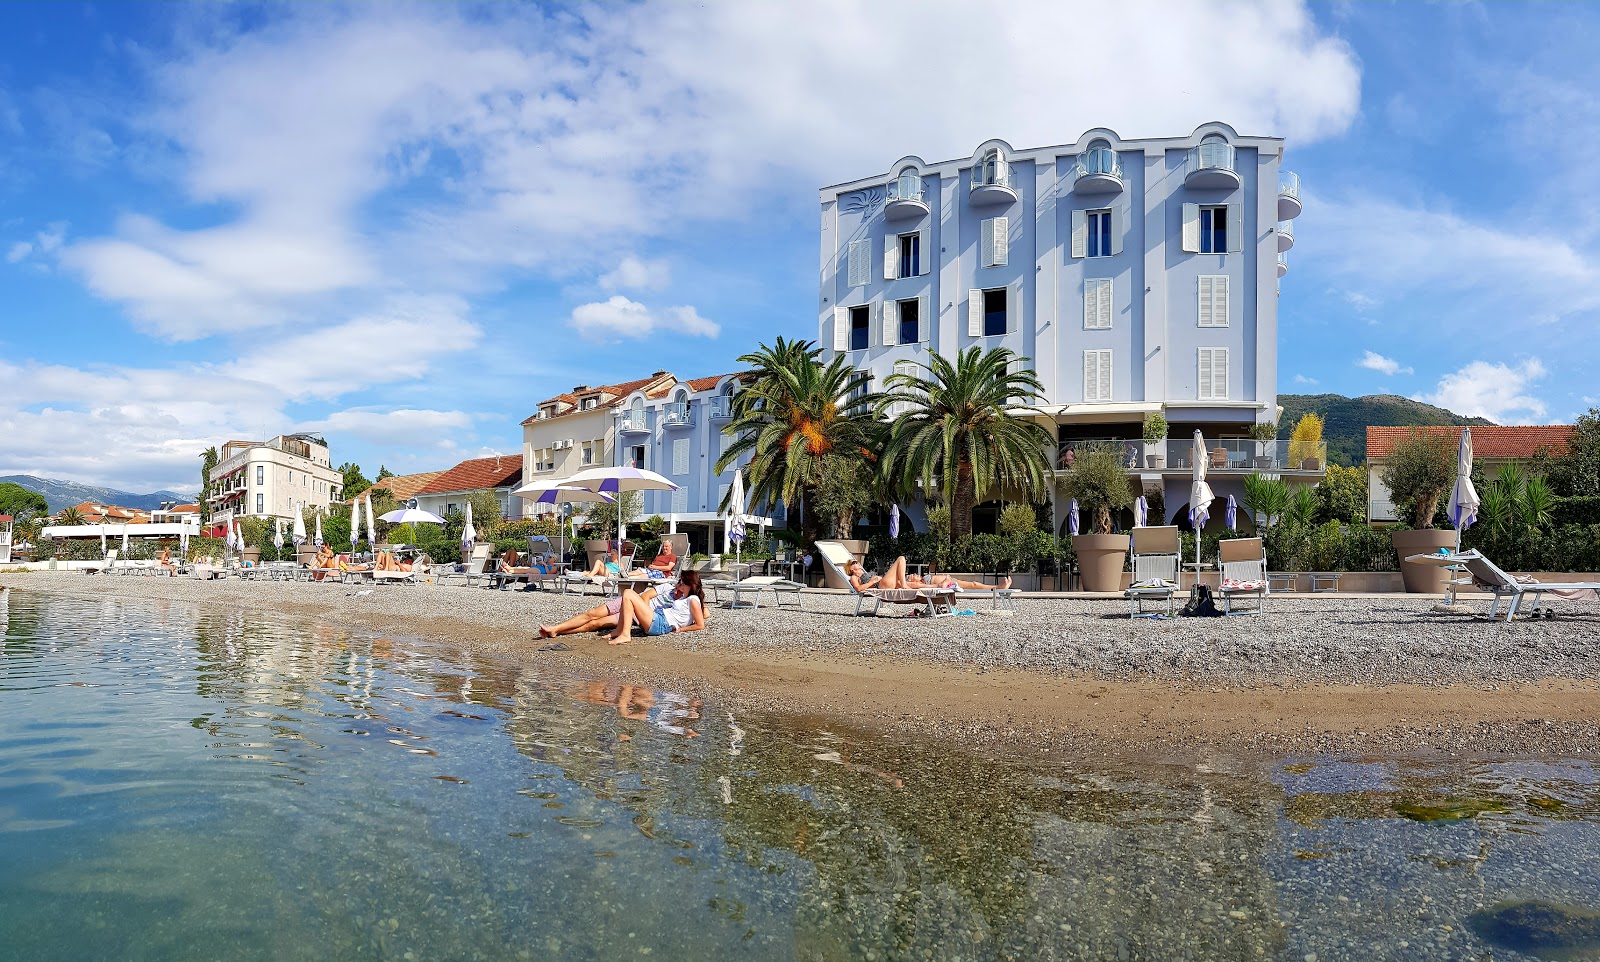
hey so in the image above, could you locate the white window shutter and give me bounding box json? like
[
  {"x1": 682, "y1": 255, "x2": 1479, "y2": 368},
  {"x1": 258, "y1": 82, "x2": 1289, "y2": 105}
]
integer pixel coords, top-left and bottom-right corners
[
  {"x1": 1199, "y1": 349, "x2": 1214, "y2": 399},
  {"x1": 718, "y1": 483, "x2": 729, "y2": 510},
  {"x1": 1070, "y1": 210, "x2": 1087, "y2": 259},
  {"x1": 1227, "y1": 203, "x2": 1243, "y2": 253},
  {"x1": 882, "y1": 300, "x2": 896, "y2": 346},
  {"x1": 1098, "y1": 350, "x2": 1112, "y2": 401},
  {"x1": 992, "y1": 216, "x2": 1009, "y2": 266},
  {"x1": 1212, "y1": 275, "x2": 1229, "y2": 327},
  {"x1": 847, "y1": 240, "x2": 868, "y2": 286},
  {"x1": 833, "y1": 305, "x2": 849, "y2": 351},
  {"x1": 1213, "y1": 348, "x2": 1229, "y2": 399},
  {"x1": 1083, "y1": 280, "x2": 1098, "y2": 330},
  {"x1": 917, "y1": 228, "x2": 930, "y2": 275},
  {"x1": 917, "y1": 294, "x2": 929, "y2": 342},
  {"x1": 1111, "y1": 207, "x2": 1124, "y2": 256},
  {"x1": 672, "y1": 487, "x2": 687, "y2": 513},
  {"x1": 672, "y1": 438, "x2": 689, "y2": 475},
  {"x1": 1197, "y1": 276, "x2": 1213, "y2": 328},
  {"x1": 967, "y1": 289, "x2": 983, "y2": 336},
  {"x1": 884, "y1": 234, "x2": 898, "y2": 281},
  {"x1": 1083, "y1": 351, "x2": 1096, "y2": 401},
  {"x1": 1181, "y1": 203, "x2": 1200, "y2": 253},
  {"x1": 980, "y1": 218, "x2": 994, "y2": 268}
]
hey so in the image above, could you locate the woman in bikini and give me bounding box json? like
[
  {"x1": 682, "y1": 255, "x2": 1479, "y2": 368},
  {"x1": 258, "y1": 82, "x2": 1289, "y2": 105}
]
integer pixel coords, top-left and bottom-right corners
[{"x1": 847, "y1": 557, "x2": 1011, "y2": 591}]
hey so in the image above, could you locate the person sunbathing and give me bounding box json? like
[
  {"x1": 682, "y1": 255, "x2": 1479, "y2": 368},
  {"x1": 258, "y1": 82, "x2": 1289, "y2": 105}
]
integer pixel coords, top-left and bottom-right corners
[
  {"x1": 646, "y1": 543, "x2": 678, "y2": 576},
  {"x1": 375, "y1": 551, "x2": 412, "y2": 572},
  {"x1": 498, "y1": 549, "x2": 533, "y2": 575},
  {"x1": 609, "y1": 571, "x2": 707, "y2": 645},
  {"x1": 309, "y1": 545, "x2": 338, "y2": 580},
  {"x1": 580, "y1": 547, "x2": 625, "y2": 580},
  {"x1": 848, "y1": 557, "x2": 1011, "y2": 592},
  {"x1": 539, "y1": 586, "x2": 663, "y2": 637},
  {"x1": 157, "y1": 548, "x2": 177, "y2": 571}
]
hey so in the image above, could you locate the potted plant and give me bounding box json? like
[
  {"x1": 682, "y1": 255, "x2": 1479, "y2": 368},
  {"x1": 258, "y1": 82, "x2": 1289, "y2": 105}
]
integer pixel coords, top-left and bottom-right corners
[
  {"x1": 1059, "y1": 445, "x2": 1134, "y2": 592},
  {"x1": 1288, "y1": 413, "x2": 1324, "y2": 471},
  {"x1": 1142, "y1": 413, "x2": 1168, "y2": 469},
  {"x1": 1380, "y1": 430, "x2": 1458, "y2": 592},
  {"x1": 1249, "y1": 421, "x2": 1278, "y2": 469}
]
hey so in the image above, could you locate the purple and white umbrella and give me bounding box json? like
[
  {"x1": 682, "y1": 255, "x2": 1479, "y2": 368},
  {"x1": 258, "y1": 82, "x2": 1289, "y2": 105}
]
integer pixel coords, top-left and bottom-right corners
[
  {"x1": 512, "y1": 481, "x2": 615, "y2": 561},
  {"x1": 1449, "y1": 428, "x2": 1480, "y2": 534},
  {"x1": 1225, "y1": 494, "x2": 1238, "y2": 530},
  {"x1": 1133, "y1": 496, "x2": 1147, "y2": 528},
  {"x1": 564, "y1": 466, "x2": 678, "y2": 543},
  {"x1": 888, "y1": 504, "x2": 900, "y2": 539},
  {"x1": 1190, "y1": 430, "x2": 1215, "y2": 570},
  {"x1": 1067, "y1": 498, "x2": 1080, "y2": 536}
]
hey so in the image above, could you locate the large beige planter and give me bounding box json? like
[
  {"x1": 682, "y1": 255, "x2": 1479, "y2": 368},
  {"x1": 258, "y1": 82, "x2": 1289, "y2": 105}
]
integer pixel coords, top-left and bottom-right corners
[
  {"x1": 1072, "y1": 534, "x2": 1130, "y2": 593},
  {"x1": 1392, "y1": 528, "x2": 1456, "y2": 593}
]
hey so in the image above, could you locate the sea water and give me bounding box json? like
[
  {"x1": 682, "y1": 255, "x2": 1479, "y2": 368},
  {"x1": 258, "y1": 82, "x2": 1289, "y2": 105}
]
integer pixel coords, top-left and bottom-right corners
[{"x1": 3, "y1": 587, "x2": 1600, "y2": 961}]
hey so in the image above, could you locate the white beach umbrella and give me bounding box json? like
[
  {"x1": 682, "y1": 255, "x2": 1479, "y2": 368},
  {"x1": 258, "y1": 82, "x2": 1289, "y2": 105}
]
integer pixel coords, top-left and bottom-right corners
[
  {"x1": 292, "y1": 508, "x2": 306, "y2": 548},
  {"x1": 889, "y1": 503, "x2": 901, "y2": 539},
  {"x1": 1190, "y1": 430, "x2": 1215, "y2": 571},
  {"x1": 100, "y1": 524, "x2": 107, "y2": 557},
  {"x1": 349, "y1": 498, "x2": 361, "y2": 555},
  {"x1": 378, "y1": 508, "x2": 447, "y2": 525},
  {"x1": 1225, "y1": 494, "x2": 1238, "y2": 530},
  {"x1": 1449, "y1": 428, "x2": 1480, "y2": 538},
  {"x1": 314, "y1": 512, "x2": 324, "y2": 548},
  {"x1": 1067, "y1": 499, "x2": 1080, "y2": 536},
  {"x1": 1133, "y1": 496, "x2": 1147, "y2": 528},
  {"x1": 564, "y1": 466, "x2": 678, "y2": 544},
  {"x1": 727, "y1": 470, "x2": 749, "y2": 562},
  {"x1": 363, "y1": 493, "x2": 377, "y2": 550},
  {"x1": 273, "y1": 518, "x2": 284, "y2": 553},
  {"x1": 461, "y1": 501, "x2": 476, "y2": 549},
  {"x1": 121, "y1": 524, "x2": 129, "y2": 557}
]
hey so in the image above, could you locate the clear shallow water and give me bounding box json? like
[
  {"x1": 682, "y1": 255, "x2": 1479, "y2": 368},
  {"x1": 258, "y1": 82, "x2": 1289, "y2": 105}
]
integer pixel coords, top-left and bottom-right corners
[{"x1": 3, "y1": 588, "x2": 1600, "y2": 961}]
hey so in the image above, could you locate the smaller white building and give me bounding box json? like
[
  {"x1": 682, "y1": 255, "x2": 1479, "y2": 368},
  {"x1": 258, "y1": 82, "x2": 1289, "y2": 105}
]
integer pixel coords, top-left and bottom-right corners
[{"x1": 209, "y1": 433, "x2": 344, "y2": 528}]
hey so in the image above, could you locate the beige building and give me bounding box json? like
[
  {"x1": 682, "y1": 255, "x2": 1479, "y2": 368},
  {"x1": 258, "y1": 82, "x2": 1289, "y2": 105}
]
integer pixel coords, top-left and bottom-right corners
[
  {"x1": 209, "y1": 433, "x2": 344, "y2": 527},
  {"x1": 520, "y1": 372, "x2": 675, "y2": 517},
  {"x1": 1365, "y1": 425, "x2": 1573, "y2": 523}
]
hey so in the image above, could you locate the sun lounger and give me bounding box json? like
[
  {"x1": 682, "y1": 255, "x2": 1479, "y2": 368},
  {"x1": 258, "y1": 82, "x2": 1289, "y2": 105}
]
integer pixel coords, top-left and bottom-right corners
[
  {"x1": 814, "y1": 540, "x2": 956, "y2": 617},
  {"x1": 711, "y1": 575, "x2": 804, "y2": 610},
  {"x1": 372, "y1": 554, "x2": 430, "y2": 585},
  {"x1": 1217, "y1": 537, "x2": 1269, "y2": 615},
  {"x1": 1412, "y1": 549, "x2": 1600, "y2": 622},
  {"x1": 1125, "y1": 526, "x2": 1180, "y2": 618},
  {"x1": 437, "y1": 545, "x2": 492, "y2": 587}
]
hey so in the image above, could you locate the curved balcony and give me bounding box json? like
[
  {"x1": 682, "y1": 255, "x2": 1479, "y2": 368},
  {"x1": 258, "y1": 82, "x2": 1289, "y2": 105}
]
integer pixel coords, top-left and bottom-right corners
[
  {"x1": 662, "y1": 401, "x2": 693, "y2": 428},
  {"x1": 1184, "y1": 142, "x2": 1241, "y2": 190},
  {"x1": 1278, "y1": 171, "x2": 1302, "y2": 220},
  {"x1": 1277, "y1": 219, "x2": 1294, "y2": 252},
  {"x1": 969, "y1": 161, "x2": 1016, "y2": 206},
  {"x1": 1073, "y1": 146, "x2": 1123, "y2": 194},
  {"x1": 1277, "y1": 251, "x2": 1289, "y2": 278},
  {"x1": 709, "y1": 397, "x2": 733, "y2": 420},
  {"x1": 885, "y1": 175, "x2": 929, "y2": 220},
  {"x1": 617, "y1": 414, "x2": 649, "y2": 434}
]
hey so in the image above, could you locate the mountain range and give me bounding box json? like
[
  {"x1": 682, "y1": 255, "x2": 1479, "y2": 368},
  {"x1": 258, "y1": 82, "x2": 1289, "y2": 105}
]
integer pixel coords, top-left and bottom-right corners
[
  {"x1": 1276, "y1": 394, "x2": 1495, "y2": 467},
  {"x1": 0, "y1": 475, "x2": 193, "y2": 514}
]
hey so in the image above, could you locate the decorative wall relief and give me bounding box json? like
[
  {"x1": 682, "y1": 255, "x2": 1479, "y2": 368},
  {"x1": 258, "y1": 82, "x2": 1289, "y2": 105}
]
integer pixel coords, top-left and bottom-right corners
[{"x1": 840, "y1": 186, "x2": 885, "y2": 215}]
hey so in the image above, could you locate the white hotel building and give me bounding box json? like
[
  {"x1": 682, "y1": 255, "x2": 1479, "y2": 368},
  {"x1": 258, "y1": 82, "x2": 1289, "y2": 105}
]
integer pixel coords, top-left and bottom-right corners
[{"x1": 208, "y1": 433, "x2": 344, "y2": 529}]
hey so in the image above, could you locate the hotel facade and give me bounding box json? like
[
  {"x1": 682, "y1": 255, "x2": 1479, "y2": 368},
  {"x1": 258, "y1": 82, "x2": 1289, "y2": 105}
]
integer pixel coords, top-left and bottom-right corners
[
  {"x1": 208, "y1": 433, "x2": 344, "y2": 529},
  {"x1": 818, "y1": 122, "x2": 1318, "y2": 530}
]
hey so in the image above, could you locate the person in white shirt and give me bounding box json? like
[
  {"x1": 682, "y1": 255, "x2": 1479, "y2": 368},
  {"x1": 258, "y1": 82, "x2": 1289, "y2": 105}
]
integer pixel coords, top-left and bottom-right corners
[{"x1": 609, "y1": 571, "x2": 707, "y2": 644}]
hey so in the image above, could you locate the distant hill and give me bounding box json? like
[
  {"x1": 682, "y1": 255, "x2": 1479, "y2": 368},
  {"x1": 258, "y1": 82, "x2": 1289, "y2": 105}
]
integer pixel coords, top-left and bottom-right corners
[
  {"x1": 1277, "y1": 394, "x2": 1494, "y2": 467},
  {"x1": 0, "y1": 475, "x2": 192, "y2": 514}
]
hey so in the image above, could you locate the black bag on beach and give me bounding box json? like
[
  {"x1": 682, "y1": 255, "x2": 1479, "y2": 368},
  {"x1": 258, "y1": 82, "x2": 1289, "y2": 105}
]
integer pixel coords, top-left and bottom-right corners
[{"x1": 1180, "y1": 583, "x2": 1223, "y2": 618}]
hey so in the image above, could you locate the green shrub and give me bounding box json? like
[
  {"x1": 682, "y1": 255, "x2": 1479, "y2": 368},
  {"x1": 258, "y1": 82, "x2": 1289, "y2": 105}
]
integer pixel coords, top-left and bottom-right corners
[
  {"x1": 1554, "y1": 496, "x2": 1600, "y2": 526},
  {"x1": 998, "y1": 503, "x2": 1039, "y2": 538},
  {"x1": 940, "y1": 533, "x2": 1019, "y2": 573}
]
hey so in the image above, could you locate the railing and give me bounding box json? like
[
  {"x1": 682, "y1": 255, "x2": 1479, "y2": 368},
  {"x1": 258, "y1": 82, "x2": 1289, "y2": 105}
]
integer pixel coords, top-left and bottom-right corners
[
  {"x1": 1163, "y1": 439, "x2": 1327, "y2": 472},
  {"x1": 1369, "y1": 498, "x2": 1398, "y2": 522},
  {"x1": 617, "y1": 414, "x2": 648, "y2": 433},
  {"x1": 1056, "y1": 438, "x2": 1144, "y2": 470},
  {"x1": 663, "y1": 401, "x2": 692, "y2": 426},
  {"x1": 970, "y1": 160, "x2": 1012, "y2": 191},
  {"x1": 1074, "y1": 146, "x2": 1121, "y2": 182},
  {"x1": 1278, "y1": 251, "x2": 1289, "y2": 274},
  {"x1": 1187, "y1": 142, "x2": 1236, "y2": 176},
  {"x1": 886, "y1": 175, "x2": 924, "y2": 205},
  {"x1": 1279, "y1": 171, "x2": 1300, "y2": 200},
  {"x1": 708, "y1": 397, "x2": 733, "y2": 419},
  {"x1": 1278, "y1": 220, "x2": 1294, "y2": 243}
]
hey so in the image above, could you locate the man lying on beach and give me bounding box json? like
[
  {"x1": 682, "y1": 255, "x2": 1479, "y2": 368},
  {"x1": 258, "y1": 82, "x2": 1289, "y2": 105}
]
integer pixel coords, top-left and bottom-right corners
[
  {"x1": 845, "y1": 557, "x2": 1012, "y2": 592},
  {"x1": 609, "y1": 571, "x2": 707, "y2": 644}
]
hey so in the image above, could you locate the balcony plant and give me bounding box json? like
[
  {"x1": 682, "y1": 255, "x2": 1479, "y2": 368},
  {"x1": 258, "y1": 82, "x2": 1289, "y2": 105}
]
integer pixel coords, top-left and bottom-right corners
[
  {"x1": 1287, "y1": 414, "x2": 1324, "y2": 471},
  {"x1": 1142, "y1": 413, "x2": 1168, "y2": 469},
  {"x1": 1379, "y1": 429, "x2": 1458, "y2": 591},
  {"x1": 1058, "y1": 444, "x2": 1134, "y2": 591},
  {"x1": 1249, "y1": 421, "x2": 1278, "y2": 469}
]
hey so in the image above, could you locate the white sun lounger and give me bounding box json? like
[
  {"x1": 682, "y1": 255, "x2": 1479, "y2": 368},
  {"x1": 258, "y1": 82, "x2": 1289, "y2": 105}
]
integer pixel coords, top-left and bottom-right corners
[
  {"x1": 1125, "y1": 526, "x2": 1180, "y2": 618},
  {"x1": 1412, "y1": 549, "x2": 1600, "y2": 622},
  {"x1": 814, "y1": 540, "x2": 955, "y2": 618},
  {"x1": 711, "y1": 575, "x2": 805, "y2": 610}
]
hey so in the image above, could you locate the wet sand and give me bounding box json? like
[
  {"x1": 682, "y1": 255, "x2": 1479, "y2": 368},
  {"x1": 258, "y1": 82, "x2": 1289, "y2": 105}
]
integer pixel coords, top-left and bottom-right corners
[{"x1": 5, "y1": 571, "x2": 1599, "y2": 757}]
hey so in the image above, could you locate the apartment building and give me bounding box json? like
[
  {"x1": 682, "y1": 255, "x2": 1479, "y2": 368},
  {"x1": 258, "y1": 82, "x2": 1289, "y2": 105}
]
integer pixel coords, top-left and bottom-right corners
[
  {"x1": 413, "y1": 456, "x2": 524, "y2": 522},
  {"x1": 522, "y1": 373, "x2": 677, "y2": 504},
  {"x1": 818, "y1": 122, "x2": 1312, "y2": 530},
  {"x1": 208, "y1": 433, "x2": 343, "y2": 528}
]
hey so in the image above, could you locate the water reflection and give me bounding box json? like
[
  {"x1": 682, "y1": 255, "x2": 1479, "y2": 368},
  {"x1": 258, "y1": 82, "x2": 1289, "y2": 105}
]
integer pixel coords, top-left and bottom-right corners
[{"x1": 2, "y1": 588, "x2": 1600, "y2": 961}]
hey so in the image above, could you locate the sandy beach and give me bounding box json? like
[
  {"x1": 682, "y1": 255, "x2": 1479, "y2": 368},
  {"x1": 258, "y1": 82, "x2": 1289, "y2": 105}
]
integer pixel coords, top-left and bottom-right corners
[{"x1": 5, "y1": 570, "x2": 1599, "y2": 756}]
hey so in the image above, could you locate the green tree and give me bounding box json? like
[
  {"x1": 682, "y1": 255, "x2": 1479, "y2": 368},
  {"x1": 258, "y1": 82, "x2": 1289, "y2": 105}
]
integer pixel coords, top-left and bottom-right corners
[
  {"x1": 1546, "y1": 408, "x2": 1600, "y2": 497},
  {"x1": 585, "y1": 490, "x2": 642, "y2": 542},
  {"x1": 376, "y1": 465, "x2": 396, "y2": 480},
  {"x1": 716, "y1": 337, "x2": 881, "y2": 545},
  {"x1": 198, "y1": 446, "x2": 219, "y2": 522},
  {"x1": 1379, "y1": 430, "x2": 1457, "y2": 528},
  {"x1": 339, "y1": 462, "x2": 372, "y2": 499},
  {"x1": 811, "y1": 455, "x2": 877, "y2": 539},
  {"x1": 1284, "y1": 485, "x2": 1320, "y2": 529},
  {"x1": 463, "y1": 489, "x2": 504, "y2": 541},
  {"x1": 877, "y1": 347, "x2": 1052, "y2": 540},
  {"x1": 1241, "y1": 474, "x2": 1290, "y2": 529},
  {"x1": 0, "y1": 482, "x2": 50, "y2": 522},
  {"x1": 1316, "y1": 464, "x2": 1367, "y2": 525},
  {"x1": 1057, "y1": 444, "x2": 1133, "y2": 534}
]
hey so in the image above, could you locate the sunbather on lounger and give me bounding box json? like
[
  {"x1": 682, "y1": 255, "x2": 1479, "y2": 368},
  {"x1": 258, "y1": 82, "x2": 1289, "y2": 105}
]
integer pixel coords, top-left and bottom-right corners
[
  {"x1": 498, "y1": 549, "x2": 535, "y2": 576},
  {"x1": 310, "y1": 545, "x2": 338, "y2": 580},
  {"x1": 157, "y1": 548, "x2": 177, "y2": 571},
  {"x1": 847, "y1": 557, "x2": 1010, "y2": 592},
  {"x1": 910, "y1": 571, "x2": 1012, "y2": 591},
  {"x1": 647, "y1": 544, "x2": 677, "y2": 575},
  {"x1": 375, "y1": 551, "x2": 412, "y2": 572},
  {"x1": 580, "y1": 547, "x2": 625, "y2": 579},
  {"x1": 608, "y1": 571, "x2": 707, "y2": 645}
]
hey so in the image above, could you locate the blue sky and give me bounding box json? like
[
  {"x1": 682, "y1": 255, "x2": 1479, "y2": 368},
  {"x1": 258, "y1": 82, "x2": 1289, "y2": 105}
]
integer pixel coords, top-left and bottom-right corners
[{"x1": 2, "y1": 1, "x2": 1597, "y2": 493}]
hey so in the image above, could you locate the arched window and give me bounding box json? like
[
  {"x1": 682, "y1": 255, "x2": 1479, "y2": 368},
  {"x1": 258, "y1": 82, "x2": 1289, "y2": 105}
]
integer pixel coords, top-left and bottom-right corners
[{"x1": 980, "y1": 148, "x2": 1003, "y2": 186}]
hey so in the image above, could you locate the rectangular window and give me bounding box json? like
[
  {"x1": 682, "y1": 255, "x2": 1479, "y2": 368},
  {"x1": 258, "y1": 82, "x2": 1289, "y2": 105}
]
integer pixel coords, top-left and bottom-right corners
[
  {"x1": 1200, "y1": 205, "x2": 1228, "y2": 254},
  {"x1": 1199, "y1": 348, "x2": 1230, "y2": 400},
  {"x1": 1083, "y1": 350, "x2": 1113, "y2": 402},
  {"x1": 288, "y1": 470, "x2": 294, "y2": 485},
  {"x1": 1087, "y1": 209, "x2": 1112, "y2": 258},
  {"x1": 983, "y1": 288, "x2": 1007, "y2": 337},
  {"x1": 628, "y1": 444, "x2": 646, "y2": 469},
  {"x1": 1197, "y1": 275, "x2": 1229, "y2": 327},
  {"x1": 582, "y1": 441, "x2": 596, "y2": 465},
  {"x1": 256, "y1": 465, "x2": 264, "y2": 485},
  {"x1": 849, "y1": 305, "x2": 870, "y2": 351},
  {"x1": 898, "y1": 298, "x2": 919, "y2": 346},
  {"x1": 898, "y1": 233, "x2": 920, "y2": 279},
  {"x1": 672, "y1": 438, "x2": 690, "y2": 475},
  {"x1": 1084, "y1": 278, "x2": 1112, "y2": 330},
  {"x1": 256, "y1": 493, "x2": 264, "y2": 513}
]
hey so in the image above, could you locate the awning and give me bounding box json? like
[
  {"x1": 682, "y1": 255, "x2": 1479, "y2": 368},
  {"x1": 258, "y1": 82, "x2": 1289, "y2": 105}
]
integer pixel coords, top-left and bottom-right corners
[
  {"x1": 40, "y1": 523, "x2": 199, "y2": 539},
  {"x1": 1031, "y1": 402, "x2": 1162, "y2": 424}
]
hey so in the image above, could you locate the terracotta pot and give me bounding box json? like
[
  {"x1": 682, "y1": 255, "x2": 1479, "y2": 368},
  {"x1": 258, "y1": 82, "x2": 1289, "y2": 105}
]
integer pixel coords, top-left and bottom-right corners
[
  {"x1": 1392, "y1": 528, "x2": 1456, "y2": 593},
  {"x1": 1072, "y1": 534, "x2": 1130, "y2": 592},
  {"x1": 241, "y1": 547, "x2": 261, "y2": 564}
]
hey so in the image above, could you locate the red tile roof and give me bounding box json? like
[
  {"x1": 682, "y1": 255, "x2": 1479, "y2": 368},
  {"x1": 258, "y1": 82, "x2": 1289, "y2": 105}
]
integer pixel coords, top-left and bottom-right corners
[
  {"x1": 0, "y1": 515, "x2": 12, "y2": 523},
  {"x1": 357, "y1": 471, "x2": 445, "y2": 504},
  {"x1": 1366, "y1": 425, "x2": 1574, "y2": 460},
  {"x1": 684, "y1": 372, "x2": 744, "y2": 392},
  {"x1": 523, "y1": 374, "x2": 676, "y2": 425},
  {"x1": 414, "y1": 456, "x2": 523, "y2": 496}
]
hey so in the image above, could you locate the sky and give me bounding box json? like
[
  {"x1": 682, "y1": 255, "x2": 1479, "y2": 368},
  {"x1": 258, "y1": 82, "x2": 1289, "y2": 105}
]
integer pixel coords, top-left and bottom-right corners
[{"x1": 3, "y1": 0, "x2": 1599, "y2": 495}]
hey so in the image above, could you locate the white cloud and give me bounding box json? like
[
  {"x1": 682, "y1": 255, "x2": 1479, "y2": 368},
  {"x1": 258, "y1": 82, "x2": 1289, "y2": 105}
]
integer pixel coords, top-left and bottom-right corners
[
  {"x1": 6, "y1": 223, "x2": 66, "y2": 264},
  {"x1": 297, "y1": 408, "x2": 473, "y2": 449},
  {"x1": 568, "y1": 296, "x2": 719, "y2": 342},
  {"x1": 1415, "y1": 359, "x2": 1549, "y2": 423},
  {"x1": 1358, "y1": 351, "x2": 1412, "y2": 376},
  {"x1": 599, "y1": 255, "x2": 671, "y2": 293},
  {"x1": 5, "y1": 242, "x2": 29, "y2": 264},
  {"x1": 1293, "y1": 374, "x2": 1319, "y2": 385}
]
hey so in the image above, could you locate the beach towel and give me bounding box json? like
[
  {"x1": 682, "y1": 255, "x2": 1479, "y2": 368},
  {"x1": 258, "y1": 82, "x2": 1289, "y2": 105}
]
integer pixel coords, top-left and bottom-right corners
[{"x1": 1222, "y1": 577, "x2": 1266, "y2": 591}]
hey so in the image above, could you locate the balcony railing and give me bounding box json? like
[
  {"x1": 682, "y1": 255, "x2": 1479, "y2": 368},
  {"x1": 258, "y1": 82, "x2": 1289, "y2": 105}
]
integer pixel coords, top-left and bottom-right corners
[
  {"x1": 884, "y1": 174, "x2": 928, "y2": 219},
  {"x1": 1277, "y1": 219, "x2": 1294, "y2": 252},
  {"x1": 617, "y1": 414, "x2": 648, "y2": 433},
  {"x1": 1163, "y1": 439, "x2": 1327, "y2": 473},
  {"x1": 1278, "y1": 171, "x2": 1302, "y2": 220},
  {"x1": 663, "y1": 401, "x2": 692, "y2": 427},
  {"x1": 1184, "y1": 142, "x2": 1240, "y2": 189},
  {"x1": 1277, "y1": 251, "x2": 1289, "y2": 277},
  {"x1": 1056, "y1": 438, "x2": 1144, "y2": 470},
  {"x1": 1073, "y1": 147, "x2": 1123, "y2": 193},
  {"x1": 708, "y1": 397, "x2": 733, "y2": 419}
]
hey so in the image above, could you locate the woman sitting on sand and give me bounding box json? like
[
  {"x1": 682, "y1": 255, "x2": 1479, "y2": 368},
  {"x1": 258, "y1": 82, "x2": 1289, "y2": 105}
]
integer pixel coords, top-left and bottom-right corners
[
  {"x1": 608, "y1": 571, "x2": 706, "y2": 645},
  {"x1": 846, "y1": 557, "x2": 1011, "y2": 592},
  {"x1": 539, "y1": 590, "x2": 657, "y2": 638}
]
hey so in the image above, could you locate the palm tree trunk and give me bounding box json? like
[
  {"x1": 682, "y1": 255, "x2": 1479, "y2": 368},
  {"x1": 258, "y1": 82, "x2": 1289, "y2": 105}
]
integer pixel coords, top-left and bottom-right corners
[
  {"x1": 799, "y1": 485, "x2": 820, "y2": 547},
  {"x1": 951, "y1": 466, "x2": 976, "y2": 540}
]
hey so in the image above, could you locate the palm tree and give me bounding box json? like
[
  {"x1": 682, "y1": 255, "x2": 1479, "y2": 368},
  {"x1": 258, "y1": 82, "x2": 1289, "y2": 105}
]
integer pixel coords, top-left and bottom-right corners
[
  {"x1": 715, "y1": 338, "x2": 882, "y2": 544},
  {"x1": 877, "y1": 346, "x2": 1053, "y2": 540},
  {"x1": 56, "y1": 506, "x2": 85, "y2": 526},
  {"x1": 199, "y1": 446, "x2": 219, "y2": 523}
]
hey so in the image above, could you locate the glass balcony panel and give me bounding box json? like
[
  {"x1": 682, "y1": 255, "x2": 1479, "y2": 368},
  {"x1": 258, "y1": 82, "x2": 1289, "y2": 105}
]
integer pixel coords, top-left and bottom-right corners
[
  {"x1": 1161, "y1": 439, "x2": 1326, "y2": 472},
  {"x1": 1185, "y1": 143, "x2": 1240, "y2": 189},
  {"x1": 1277, "y1": 251, "x2": 1289, "y2": 277},
  {"x1": 1277, "y1": 219, "x2": 1294, "y2": 252},
  {"x1": 663, "y1": 401, "x2": 692, "y2": 427},
  {"x1": 1073, "y1": 146, "x2": 1124, "y2": 193},
  {"x1": 1056, "y1": 438, "x2": 1145, "y2": 470},
  {"x1": 885, "y1": 174, "x2": 929, "y2": 218}
]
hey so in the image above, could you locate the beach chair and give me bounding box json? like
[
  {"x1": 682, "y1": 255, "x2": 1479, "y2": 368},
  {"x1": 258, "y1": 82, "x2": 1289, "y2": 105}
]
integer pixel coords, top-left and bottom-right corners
[
  {"x1": 814, "y1": 540, "x2": 955, "y2": 617},
  {"x1": 1125, "y1": 525, "x2": 1180, "y2": 618},
  {"x1": 81, "y1": 549, "x2": 118, "y2": 575},
  {"x1": 437, "y1": 544, "x2": 492, "y2": 587},
  {"x1": 372, "y1": 553, "x2": 429, "y2": 585},
  {"x1": 711, "y1": 575, "x2": 805, "y2": 609},
  {"x1": 1217, "y1": 537, "x2": 1269, "y2": 615},
  {"x1": 1447, "y1": 550, "x2": 1600, "y2": 622}
]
